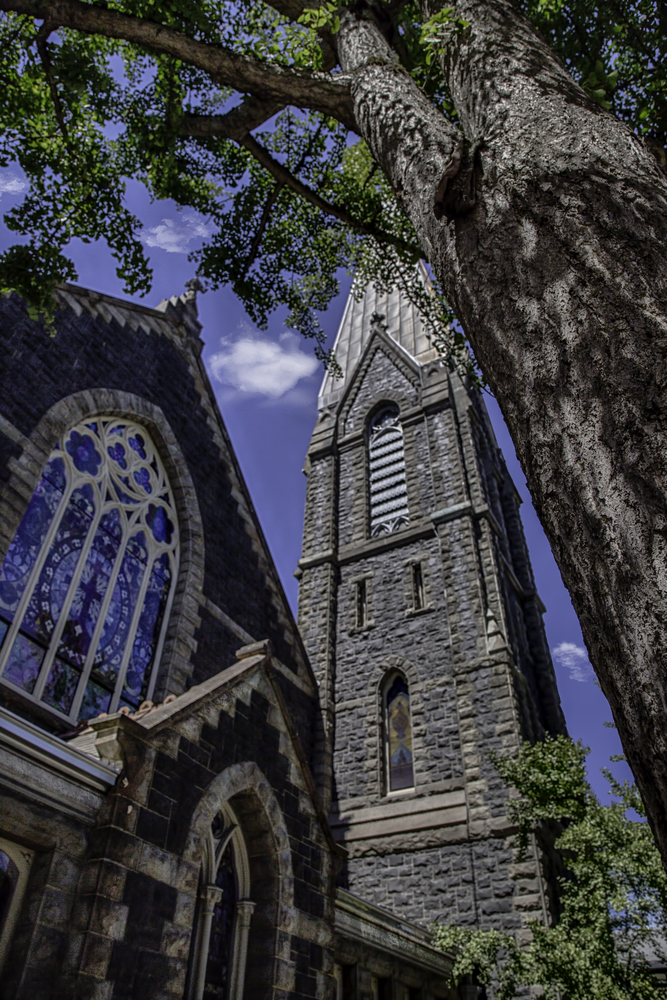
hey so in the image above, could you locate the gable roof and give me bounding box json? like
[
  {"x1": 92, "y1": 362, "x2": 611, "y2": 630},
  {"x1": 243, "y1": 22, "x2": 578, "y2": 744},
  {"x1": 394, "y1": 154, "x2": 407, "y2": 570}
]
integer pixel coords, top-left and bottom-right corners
[
  {"x1": 318, "y1": 264, "x2": 439, "y2": 410},
  {"x1": 69, "y1": 640, "x2": 343, "y2": 857}
]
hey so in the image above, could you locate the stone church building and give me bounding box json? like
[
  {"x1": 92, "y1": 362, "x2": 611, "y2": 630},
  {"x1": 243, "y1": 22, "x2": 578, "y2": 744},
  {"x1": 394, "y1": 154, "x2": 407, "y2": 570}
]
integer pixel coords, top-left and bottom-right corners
[{"x1": 0, "y1": 273, "x2": 564, "y2": 1000}]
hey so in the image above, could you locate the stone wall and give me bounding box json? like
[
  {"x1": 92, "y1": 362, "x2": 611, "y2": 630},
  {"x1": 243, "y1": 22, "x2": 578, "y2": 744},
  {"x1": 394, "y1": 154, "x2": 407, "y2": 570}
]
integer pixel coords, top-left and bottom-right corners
[{"x1": 298, "y1": 326, "x2": 566, "y2": 938}]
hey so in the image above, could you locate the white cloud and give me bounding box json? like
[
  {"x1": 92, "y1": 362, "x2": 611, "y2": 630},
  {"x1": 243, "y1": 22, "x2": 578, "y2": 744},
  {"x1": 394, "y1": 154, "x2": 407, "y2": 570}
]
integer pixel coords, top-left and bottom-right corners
[
  {"x1": 552, "y1": 642, "x2": 594, "y2": 683},
  {"x1": 140, "y1": 213, "x2": 210, "y2": 253},
  {"x1": 0, "y1": 175, "x2": 27, "y2": 198},
  {"x1": 209, "y1": 329, "x2": 319, "y2": 399}
]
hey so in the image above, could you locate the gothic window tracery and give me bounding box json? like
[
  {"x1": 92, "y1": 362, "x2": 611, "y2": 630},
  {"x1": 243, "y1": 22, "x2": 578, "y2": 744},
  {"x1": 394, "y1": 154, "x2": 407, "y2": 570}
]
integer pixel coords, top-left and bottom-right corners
[
  {"x1": 368, "y1": 406, "x2": 409, "y2": 537},
  {"x1": 0, "y1": 418, "x2": 179, "y2": 722},
  {"x1": 383, "y1": 673, "x2": 415, "y2": 792},
  {"x1": 189, "y1": 804, "x2": 254, "y2": 1000}
]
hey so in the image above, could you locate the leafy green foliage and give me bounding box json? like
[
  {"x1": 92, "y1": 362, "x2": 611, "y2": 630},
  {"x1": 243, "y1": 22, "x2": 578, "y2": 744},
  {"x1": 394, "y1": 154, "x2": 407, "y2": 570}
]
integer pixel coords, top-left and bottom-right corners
[
  {"x1": 518, "y1": 0, "x2": 667, "y2": 140},
  {"x1": 0, "y1": 0, "x2": 664, "y2": 368},
  {"x1": 432, "y1": 737, "x2": 667, "y2": 1000}
]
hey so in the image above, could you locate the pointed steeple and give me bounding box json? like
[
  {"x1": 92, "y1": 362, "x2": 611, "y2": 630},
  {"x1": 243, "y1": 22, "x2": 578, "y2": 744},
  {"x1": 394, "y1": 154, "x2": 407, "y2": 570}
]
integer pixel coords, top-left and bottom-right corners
[{"x1": 318, "y1": 264, "x2": 439, "y2": 410}]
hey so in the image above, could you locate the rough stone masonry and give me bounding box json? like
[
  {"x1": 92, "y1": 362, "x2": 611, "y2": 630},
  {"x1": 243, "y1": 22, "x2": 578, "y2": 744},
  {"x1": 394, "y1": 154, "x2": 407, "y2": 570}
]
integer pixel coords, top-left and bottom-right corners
[{"x1": 296, "y1": 276, "x2": 567, "y2": 942}]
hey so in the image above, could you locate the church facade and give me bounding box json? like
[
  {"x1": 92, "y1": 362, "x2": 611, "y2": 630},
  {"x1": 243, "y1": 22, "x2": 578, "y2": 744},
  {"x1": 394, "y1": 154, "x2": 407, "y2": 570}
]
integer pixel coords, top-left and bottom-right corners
[{"x1": 0, "y1": 275, "x2": 563, "y2": 1000}]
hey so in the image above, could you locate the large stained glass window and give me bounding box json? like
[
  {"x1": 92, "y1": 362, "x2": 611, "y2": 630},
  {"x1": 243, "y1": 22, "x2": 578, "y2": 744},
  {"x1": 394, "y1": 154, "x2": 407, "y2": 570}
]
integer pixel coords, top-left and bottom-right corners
[
  {"x1": 384, "y1": 674, "x2": 415, "y2": 792},
  {"x1": 0, "y1": 418, "x2": 179, "y2": 722}
]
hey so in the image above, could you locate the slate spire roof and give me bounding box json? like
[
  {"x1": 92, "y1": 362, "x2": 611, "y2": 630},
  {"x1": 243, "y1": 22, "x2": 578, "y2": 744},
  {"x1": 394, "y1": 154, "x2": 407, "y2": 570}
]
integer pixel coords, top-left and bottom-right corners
[{"x1": 318, "y1": 263, "x2": 439, "y2": 409}]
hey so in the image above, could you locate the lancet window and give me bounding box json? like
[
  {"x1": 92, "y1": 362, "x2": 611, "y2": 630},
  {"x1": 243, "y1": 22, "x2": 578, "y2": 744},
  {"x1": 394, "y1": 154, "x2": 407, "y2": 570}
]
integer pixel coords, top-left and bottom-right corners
[
  {"x1": 0, "y1": 418, "x2": 179, "y2": 723},
  {"x1": 368, "y1": 406, "x2": 409, "y2": 537},
  {"x1": 0, "y1": 837, "x2": 32, "y2": 977},
  {"x1": 383, "y1": 673, "x2": 415, "y2": 792},
  {"x1": 189, "y1": 804, "x2": 254, "y2": 1000}
]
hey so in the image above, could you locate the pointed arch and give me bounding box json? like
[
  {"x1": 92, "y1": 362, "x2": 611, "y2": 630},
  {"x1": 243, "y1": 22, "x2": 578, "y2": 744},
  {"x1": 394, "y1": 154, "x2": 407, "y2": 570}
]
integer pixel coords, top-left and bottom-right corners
[
  {"x1": 381, "y1": 670, "x2": 416, "y2": 793},
  {"x1": 0, "y1": 390, "x2": 205, "y2": 723},
  {"x1": 184, "y1": 762, "x2": 295, "y2": 1000}
]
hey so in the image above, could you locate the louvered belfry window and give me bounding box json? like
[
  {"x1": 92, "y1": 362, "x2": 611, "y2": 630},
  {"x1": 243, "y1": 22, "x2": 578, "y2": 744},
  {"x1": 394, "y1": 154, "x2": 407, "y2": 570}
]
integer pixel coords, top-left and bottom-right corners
[{"x1": 368, "y1": 406, "x2": 409, "y2": 537}]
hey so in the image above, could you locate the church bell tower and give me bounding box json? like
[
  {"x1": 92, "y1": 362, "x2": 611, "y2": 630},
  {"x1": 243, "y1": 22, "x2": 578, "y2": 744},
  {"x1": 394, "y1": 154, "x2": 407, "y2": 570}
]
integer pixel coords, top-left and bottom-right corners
[{"x1": 296, "y1": 273, "x2": 566, "y2": 935}]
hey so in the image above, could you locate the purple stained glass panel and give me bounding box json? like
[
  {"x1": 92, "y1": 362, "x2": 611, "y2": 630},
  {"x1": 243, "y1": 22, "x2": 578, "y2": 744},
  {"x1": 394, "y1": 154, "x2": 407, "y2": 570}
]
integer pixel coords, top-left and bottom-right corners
[
  {"x1": 19, "y1": 485, "x2": 95, "y2": 649},
  {"x1": 42, "y1": 657, "x2": 80, "y2": 714},
  {"x1": 129, "y1": 434, "x2": 146, "y2": 458},
  {"x1": 56, "y1": 510, "x2": 121, "y2": 671},
  {"x1": 42, "y1": 455, "x2": 67, "y2": 493},
  {"x1": 3, "y1": 631, "x2": 45, "y2": 693},
  {"x1": 121, "y1": 554, "x2": 171, "y2": 707},
  {"x1": 133, "y1": 467, "x2": 151, "y2": 494},
  {"x1": 89, "y1": 532, "x2": 146, "y2": 694},
  {"x1": 0, "y1": 620, "x2": 8, "y2": 650},
  {"x1": 66, "y1": 431, "x2": 101, "y2": 476},
  {"x1": 107, "y1": 443, "x2": 127, "y2": 469},
  {"x1": 0, "y1": 459, "x2": 66, "y2": 617},
  {"x1": 146, "y1": 505, "x2": 173, "y2": 544},
  {"x1": 79, "y1": 678, "x2": 112, "y2": 721}
]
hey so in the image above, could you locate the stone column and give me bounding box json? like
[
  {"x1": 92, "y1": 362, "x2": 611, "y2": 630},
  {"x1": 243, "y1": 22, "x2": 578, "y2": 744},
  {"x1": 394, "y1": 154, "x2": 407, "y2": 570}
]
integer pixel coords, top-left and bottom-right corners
[
  {"x1": 229, "y1": 899, "x2": 256, "y2": 1000},
  {"x1": 192, "y1": 884, "x2": 223, "y2": 1000}
]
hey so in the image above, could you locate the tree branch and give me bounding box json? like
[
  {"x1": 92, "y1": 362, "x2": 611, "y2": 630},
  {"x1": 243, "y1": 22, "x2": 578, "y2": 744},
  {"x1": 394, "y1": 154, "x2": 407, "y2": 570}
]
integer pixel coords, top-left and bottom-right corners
[
  {"x1": 177, "y1": 97, "x2": 285, "y2": 142},
  {"x1": 241, "y1": 118, "x2": 326, "y2": 276},
  {"x1": 34, "y1": 23, "x2": 72, "y2": 148},
  {"x1": 239, "y1": 132, "x2": 421, "y2": 256},
  {"x1": 243, "y1": 181, "x2": 285, "y2": 274},
  {"x1": 1, "y1": 0, "x2": 356, "y2": 128}
]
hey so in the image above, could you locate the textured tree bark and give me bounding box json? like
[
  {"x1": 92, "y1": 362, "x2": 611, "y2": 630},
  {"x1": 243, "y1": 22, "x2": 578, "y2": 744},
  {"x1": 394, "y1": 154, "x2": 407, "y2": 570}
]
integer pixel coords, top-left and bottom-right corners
[{"x1": 341, "y1": 1, "x2": 667, "y2": 866}]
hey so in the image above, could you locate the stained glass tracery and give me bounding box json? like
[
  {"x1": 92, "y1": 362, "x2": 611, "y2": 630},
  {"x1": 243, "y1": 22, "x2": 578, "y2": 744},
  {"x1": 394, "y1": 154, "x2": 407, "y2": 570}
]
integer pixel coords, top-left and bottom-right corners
[
  {"x1": 385, "y1": 674, "x2": 415, "y2": 792},
  {"x1": 0, "y1": 418, "x2": 179, "y2": 722}
]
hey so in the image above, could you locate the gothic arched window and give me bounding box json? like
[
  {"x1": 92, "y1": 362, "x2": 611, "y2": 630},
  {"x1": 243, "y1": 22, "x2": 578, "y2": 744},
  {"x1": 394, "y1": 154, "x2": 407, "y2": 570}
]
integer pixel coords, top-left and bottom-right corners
[
  {"x1": 383, "y1": 673, "x2": 415, "y2": 792},
  {"x1": 189, "y1": 804, "x2": 254, "y2": 1000},
  {"x1": 0, "y1": 837, "x2": 33, "y2": 977},
  {"x1": 0, "y1": 418, "x2": 179, "y2": 723},
  {"x1": 368, "y1": 406, "x2": 409, "y2": 537}
]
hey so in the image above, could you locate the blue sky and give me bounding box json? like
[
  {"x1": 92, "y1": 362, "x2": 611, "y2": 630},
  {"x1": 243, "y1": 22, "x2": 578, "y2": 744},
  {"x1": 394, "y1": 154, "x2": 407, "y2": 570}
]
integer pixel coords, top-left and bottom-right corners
[{"x1": 0, "y1": 173, "x2": 630, "y2": 800}]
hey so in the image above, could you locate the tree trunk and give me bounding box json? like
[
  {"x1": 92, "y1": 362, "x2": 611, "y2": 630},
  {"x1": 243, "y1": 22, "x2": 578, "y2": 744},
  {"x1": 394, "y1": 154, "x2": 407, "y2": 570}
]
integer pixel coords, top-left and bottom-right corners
[{"x1": 338, "y1": 2, "x2": 667, "y2": 864}]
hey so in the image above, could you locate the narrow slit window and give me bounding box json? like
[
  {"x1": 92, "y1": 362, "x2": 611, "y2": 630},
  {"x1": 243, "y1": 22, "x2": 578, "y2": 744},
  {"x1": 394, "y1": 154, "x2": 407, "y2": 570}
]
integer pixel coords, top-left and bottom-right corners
[
  {"x1": 356, "y1": 580, "x2": 368, "y2": 628},
  {"x1": 383, "y1": 674, "x2": 415, "y2": 792},
  {"x1": 412, "y1": 563, "x2": 425, "y2": 611},
  {"x1": 368, "y1": 406, "x2": 409, "y2": 537},
  {"x1": 0, "y1": 418, "x2": 179, "y2": 722}
]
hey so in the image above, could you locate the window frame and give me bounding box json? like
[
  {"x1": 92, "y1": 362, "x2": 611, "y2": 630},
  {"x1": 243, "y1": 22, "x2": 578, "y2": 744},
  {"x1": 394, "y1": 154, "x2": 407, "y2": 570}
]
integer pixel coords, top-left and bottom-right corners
[
  {"x1": 0, "y1": 417, "x2": 179, "y2": 724},
  {"x1": 367, "y1": 405, "x2": 410, "y2": 539},
  {"x1": 412, "y1": 562, "x2": 425, "y2": 611},
  {"x1": 0, "y1": 836, "x2": 33, "y2": 978},
  {"x1": 187, "y1": 801, "x2": 254, "y2": 1000},
  {"x1": 381, "y1": 671, "x2": 416, "y2": 796}
]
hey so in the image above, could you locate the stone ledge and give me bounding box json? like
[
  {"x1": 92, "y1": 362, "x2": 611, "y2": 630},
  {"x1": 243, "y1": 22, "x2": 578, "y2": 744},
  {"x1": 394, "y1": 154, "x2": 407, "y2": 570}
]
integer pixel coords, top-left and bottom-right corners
[
  {"x1": 335, "y1": 888, "x2": 452, "y2": 977},
  {"x1": 331, "y1": 790, "x2": 467, "y2": 843}
]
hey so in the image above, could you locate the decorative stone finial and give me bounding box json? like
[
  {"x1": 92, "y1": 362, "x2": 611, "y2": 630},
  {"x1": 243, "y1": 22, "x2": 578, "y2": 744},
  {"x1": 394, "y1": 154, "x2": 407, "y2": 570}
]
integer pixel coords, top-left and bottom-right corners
[
  {"x1": 155, "y1": 277, "x2": 203, "y2": 341},
  {"x1": 370, "y1": 311, "x2": 388, "y2": 333}
]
